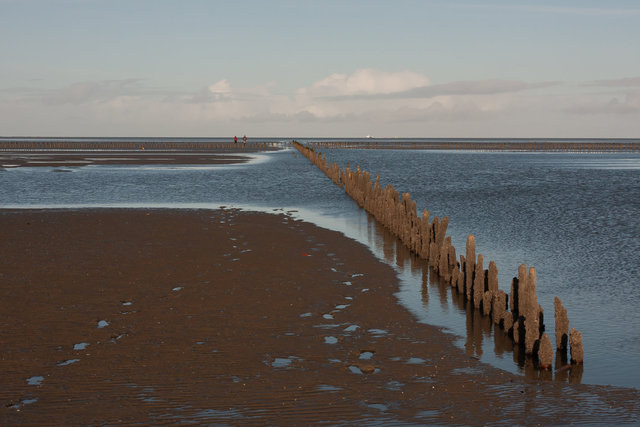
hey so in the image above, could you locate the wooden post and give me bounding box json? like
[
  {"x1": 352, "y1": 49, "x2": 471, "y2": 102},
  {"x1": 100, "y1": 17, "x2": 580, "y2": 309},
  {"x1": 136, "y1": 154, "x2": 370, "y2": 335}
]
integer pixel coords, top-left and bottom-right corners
[
  {"x1": 538, "y1": 333, "x2": 553, "y2": 369},
  {"x1": 570, "y1": 328, "x2": 584, "y2": 364},
  {"x1": 554, "y1": 296, "x2": 569, "y2": 351},
  {"x1": 465, "y1": 235, "x2": 476, "y2": 301}
]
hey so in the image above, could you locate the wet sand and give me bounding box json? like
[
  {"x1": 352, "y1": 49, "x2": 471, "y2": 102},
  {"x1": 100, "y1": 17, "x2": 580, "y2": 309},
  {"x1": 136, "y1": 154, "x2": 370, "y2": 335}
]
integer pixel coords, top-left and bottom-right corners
[
  {"x1": 1, "y1": 208, "x2": 639, "y2": 425},
  {"x1": 0, "y1": 151, "x2": 251, "y2": 168}
]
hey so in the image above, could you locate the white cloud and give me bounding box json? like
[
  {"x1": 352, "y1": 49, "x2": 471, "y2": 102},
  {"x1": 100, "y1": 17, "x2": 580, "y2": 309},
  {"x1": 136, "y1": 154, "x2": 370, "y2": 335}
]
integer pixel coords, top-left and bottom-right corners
[
  {"x1": 207, "y1": 79, "x2": 232, "y2": 98},
  {"x1": 299, "y1": 68, "x2": 429, "y2": 97}
]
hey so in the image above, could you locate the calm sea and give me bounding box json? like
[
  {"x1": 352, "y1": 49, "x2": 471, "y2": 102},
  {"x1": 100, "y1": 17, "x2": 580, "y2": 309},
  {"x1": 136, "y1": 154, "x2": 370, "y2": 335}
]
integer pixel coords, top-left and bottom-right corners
[{"x1": 1, "y1": 137, "x2": 639, "y2": 390}]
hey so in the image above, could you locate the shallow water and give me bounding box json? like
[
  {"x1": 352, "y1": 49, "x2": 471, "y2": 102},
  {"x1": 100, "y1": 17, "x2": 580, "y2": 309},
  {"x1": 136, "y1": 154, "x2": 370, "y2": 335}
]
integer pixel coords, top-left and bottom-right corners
[{"x1": 1, "y1": 141, "x2": 639, "y2": 389}]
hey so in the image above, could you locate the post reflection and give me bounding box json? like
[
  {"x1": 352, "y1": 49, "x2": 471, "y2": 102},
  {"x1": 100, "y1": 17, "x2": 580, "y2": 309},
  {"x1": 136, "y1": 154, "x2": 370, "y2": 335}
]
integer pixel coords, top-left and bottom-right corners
[{"x1": 363, "y1": 211, "x2": 581, "y2": 384}]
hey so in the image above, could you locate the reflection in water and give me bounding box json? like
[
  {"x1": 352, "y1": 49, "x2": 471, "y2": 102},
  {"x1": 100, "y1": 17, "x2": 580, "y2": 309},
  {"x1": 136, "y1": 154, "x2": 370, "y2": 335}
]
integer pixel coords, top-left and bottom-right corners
[{"x1": 363, "y1": 209, "x2": 582, "y2": 384}]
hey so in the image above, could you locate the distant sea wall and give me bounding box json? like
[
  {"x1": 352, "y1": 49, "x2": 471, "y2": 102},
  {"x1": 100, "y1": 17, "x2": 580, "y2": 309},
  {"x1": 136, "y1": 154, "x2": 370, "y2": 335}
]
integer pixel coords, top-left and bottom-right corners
[
  {"x1": 308, "y1": 140, "x2": 640, "y2": 152},
  {"x1": 293, "y1": 140, "x2": 584, "y2": 375}
]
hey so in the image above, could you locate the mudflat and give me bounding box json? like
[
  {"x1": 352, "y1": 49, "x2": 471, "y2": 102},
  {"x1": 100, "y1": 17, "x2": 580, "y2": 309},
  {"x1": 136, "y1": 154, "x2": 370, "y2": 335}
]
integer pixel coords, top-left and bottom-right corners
[
  {"x1": 0, "y1": 151, "x2": 251, "y2": 168},
  {"x1": 1, "y1": 209, "x2": 639, "y2": 425}
]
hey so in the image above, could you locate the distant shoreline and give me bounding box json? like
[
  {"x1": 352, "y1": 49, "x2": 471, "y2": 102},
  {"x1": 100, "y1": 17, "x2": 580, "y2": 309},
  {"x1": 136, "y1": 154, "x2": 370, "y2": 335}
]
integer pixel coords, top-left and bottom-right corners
[{"x1": 1, "y1": 138, "x2": 638, "y2": 152}]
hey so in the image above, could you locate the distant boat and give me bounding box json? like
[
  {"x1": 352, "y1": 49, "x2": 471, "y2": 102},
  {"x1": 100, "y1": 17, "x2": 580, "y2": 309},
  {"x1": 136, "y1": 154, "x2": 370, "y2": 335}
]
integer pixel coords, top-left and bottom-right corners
[{"x1": 365, "y1": 135, "x2": 374, "y2": 139}]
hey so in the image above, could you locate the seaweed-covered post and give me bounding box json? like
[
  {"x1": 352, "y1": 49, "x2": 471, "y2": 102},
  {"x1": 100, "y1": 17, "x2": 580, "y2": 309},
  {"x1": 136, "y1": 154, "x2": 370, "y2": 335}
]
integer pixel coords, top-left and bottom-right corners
[{"x1": 554, "y1": 296, "x2": 569, "y2": 351}]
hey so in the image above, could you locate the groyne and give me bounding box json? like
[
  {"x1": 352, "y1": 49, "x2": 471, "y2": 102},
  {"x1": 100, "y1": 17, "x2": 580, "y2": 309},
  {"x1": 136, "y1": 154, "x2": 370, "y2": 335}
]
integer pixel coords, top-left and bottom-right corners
[
  {"x1": 307, "y1": 140, "x2": 640, "y2": 152},
  {"x1": 293, "y1": 140, "x2": 583, "y2": 373}
]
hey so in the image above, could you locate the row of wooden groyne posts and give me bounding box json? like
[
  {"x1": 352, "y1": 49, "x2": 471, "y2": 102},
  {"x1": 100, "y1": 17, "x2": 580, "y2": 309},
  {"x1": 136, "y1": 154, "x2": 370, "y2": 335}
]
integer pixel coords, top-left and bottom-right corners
[
  {"x1": 292, "y1": 141, "x2": 584, "y2": 371},
  {"x1": 309, "y1": 140, "x2": 640, "y2": 152}
]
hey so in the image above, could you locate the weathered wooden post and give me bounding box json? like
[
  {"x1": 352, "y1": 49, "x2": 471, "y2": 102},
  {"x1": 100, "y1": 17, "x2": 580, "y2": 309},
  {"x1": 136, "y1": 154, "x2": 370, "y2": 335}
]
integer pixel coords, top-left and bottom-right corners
[
  {"x1": 492, "y1": 290, "x2": 507, "y2": 324},
  {"x1": 538, "y1": 333, "x2": 553, "y2": 369},
  {"x1": 457, "y1": 255, "x2": 466, "y2": 294},
  {"x1": 483, "y1": 291, "x2": 493, "y2": 316},
  {"x1": 502, "y1": 311, "x2": 514, "y2": 335},
  {"x1": 473, "y1": 254, "x2": 485, "y2": 309},
  {"x1": 570, "y1": 328, "x2": 584, "y2": 364},
  {"x1": 510, "y1": 276, "x2": 519, "y2": 317},
  {"x1": 554, "y1": 296, "x2": 569, "y2": 351},
  {"x1": 420, "y1": 209, "x2": 430, "y2": 260},
  {"x1": 487, "y1": 261, "x2": 498, "y2": 293},
  {"x1": 465, "y1": 235, "x2": 476, "y2": 301}
]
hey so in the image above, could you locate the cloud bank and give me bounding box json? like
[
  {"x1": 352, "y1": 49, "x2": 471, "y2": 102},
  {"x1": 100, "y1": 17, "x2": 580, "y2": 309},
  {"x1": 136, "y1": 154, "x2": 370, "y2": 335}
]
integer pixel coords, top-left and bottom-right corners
[{"x1": 1, "y1": 69, "x2": 639, "y2": 137}]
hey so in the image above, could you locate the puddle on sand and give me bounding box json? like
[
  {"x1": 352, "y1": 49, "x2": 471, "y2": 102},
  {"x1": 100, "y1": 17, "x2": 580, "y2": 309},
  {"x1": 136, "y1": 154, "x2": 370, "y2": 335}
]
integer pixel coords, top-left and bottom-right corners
[
  {"x1": 359, "y1": 351, "x2": 375, "y2": 360},
  {"x1": 368, "y1": 329, "x2": 388, "y2": 336},
  {"x1": 452, "y1": 367, "x2": 484, "y2": 375},
  {"x1": 316, "y1": 384, "x2": 343, "y2": 392},
  {"x1": 97, "y1": 320, "x2": 109, "y2": 329},
  {"x1": 270, "y1": 356, "x2": 302, "y2": 369},
  {"x1": 416, "y1": 409, "x2": 440, "y2": 420},
  {"x1": 193, "y1": 408, "x2": 245, "y2": 420},
  {"x1": 26, "y1": 376, "x2": 44, "y2": 386},
  {"x1": 8, "y1": 398, "x2": 39, "y2": 411},
  {"x1": 73, "y1": 342, "x2": 89, "y2": 350},
  {"x1": 299, "y1": 312, "x2": 312, "y2": 318},
  {"x1": 323, "y1": 314, "x2": 334, "y2": 320},
  {"x1": 57, "y1": 359, "x2": 80, "y2": 367},
  {"x1": 385, "y1": 380, "x2": 405, "y2": 391},
  {"x1": 366, "y1": 403, "x2": 389, "y2": 412},
  {"x1": 121, "y1": 301, "x2": 133, "y2": 306},
  {"x1": 343, "y1": 281, "x2": 352, "y2": 286},
  {"x1": 349, "y1": 366, "x2": 363, "y2": 375},
  {"x1": 314, "y1": 324, "x2": 341, "y2": 329},
  {"x1": 344, "y1": 325, "x2": 360, "y2": 332},
  {"x1": 172, "y1": 286, "x2": 183, "y2": 291},
  {"x1": 406, "y1": 357, "x2": 427, "y2": 365},
  {"x1": 271, "y1": 358, "x2": 292, "y2": 368},
  {"x1": 324, "y1": 336, "x2": 338, "y2": 344},
  {"x1": 335, "y1": 304, "x2": 349, "y2": 310}
]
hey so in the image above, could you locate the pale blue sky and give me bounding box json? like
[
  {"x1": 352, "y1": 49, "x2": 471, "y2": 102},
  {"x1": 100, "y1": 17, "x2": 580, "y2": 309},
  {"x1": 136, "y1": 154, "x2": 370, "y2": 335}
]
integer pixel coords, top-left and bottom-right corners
[{"x1": 1, "y1": 0, "x2": 639, "y2": 137}]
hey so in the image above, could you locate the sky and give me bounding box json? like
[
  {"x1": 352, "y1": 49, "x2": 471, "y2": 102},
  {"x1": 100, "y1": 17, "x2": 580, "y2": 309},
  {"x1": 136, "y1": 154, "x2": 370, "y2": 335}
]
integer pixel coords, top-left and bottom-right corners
[{"x1": 1, "y1": 0, "x2": 639, "y2": 138}]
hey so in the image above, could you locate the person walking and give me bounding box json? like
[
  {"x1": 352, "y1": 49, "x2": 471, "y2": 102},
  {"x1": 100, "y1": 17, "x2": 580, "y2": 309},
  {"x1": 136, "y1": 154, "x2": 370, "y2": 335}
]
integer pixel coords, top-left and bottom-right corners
[
  {"x1": 234, "y1": 136, "x2": 238, "y2": 144},
  {"x1": 242, "y1": 135, "x2": 247, "y2": 145}
]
